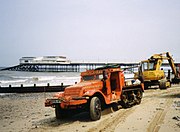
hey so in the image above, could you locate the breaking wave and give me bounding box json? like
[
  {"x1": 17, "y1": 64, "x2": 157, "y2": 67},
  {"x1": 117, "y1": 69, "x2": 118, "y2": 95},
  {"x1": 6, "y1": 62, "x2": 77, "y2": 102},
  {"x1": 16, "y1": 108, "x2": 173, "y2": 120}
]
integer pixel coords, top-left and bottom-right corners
[{"x1": 0, "y1": 71, "x2": 80, "y2": 87}]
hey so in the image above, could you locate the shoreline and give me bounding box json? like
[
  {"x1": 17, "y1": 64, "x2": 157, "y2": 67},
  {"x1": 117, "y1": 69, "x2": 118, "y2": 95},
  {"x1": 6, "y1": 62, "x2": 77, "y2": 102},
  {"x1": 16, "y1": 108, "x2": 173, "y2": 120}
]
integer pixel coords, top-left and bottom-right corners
[{"x1": 0, "y1": 84, "x2": 68, "y2": 93}]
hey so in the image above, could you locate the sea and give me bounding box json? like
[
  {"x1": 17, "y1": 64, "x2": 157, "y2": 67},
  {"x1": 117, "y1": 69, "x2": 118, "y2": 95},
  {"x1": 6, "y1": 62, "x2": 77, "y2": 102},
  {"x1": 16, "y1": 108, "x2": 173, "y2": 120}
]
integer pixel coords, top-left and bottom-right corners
[
  {"x1": 0, "y1": 70, "x2": 135, "y2": 88},
  {"x1": 0, "y1": 70, "x2": 81, "y2": 88}
]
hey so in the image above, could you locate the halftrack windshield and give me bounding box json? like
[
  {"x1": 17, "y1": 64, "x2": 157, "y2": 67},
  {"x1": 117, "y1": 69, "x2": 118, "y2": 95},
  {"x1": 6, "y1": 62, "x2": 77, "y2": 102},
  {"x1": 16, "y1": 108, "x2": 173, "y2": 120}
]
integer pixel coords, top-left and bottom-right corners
[{"x1": 82, "y1": 74, "x2": 104, "y2": 81}]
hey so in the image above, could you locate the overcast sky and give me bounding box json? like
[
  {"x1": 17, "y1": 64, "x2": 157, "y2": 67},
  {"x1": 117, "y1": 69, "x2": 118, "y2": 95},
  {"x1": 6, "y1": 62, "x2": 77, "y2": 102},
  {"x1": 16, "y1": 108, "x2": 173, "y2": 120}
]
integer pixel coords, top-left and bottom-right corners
[{"x1": 0, "y1": 0, "x2": 180, "y2": 66}]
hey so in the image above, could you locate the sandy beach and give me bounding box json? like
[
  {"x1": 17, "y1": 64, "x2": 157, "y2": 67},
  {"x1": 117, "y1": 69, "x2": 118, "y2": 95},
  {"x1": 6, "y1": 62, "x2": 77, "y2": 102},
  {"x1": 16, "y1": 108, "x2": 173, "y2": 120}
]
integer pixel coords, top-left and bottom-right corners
[{"x1": 0, "y1": 85, "x2": 180, "y2": 132}]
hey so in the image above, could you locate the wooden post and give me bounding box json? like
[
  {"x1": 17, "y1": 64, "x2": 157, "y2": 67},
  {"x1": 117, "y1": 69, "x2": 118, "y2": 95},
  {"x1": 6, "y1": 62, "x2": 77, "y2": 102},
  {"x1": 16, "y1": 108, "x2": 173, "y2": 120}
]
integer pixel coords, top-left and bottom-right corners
[{"x1": 47, "y1": 83, "x2": 50, "y2": 87}]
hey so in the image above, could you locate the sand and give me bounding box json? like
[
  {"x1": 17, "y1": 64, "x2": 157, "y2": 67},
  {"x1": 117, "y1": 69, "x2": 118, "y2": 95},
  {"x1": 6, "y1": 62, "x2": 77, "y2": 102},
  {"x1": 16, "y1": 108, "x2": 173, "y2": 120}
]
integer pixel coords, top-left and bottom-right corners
[{"x1": 0, "y1": 85, "x2": 180, "y2": 132}]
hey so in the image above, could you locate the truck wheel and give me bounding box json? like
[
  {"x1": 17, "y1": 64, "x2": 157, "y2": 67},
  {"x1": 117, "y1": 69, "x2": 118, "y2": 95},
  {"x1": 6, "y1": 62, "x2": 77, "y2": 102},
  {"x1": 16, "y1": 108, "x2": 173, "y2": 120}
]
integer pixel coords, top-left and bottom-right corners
[
  {"x1": 144, "y1": 84, "x2": 148, "y2": 90},
  {"x1": 136, "y1": 90, "x2": 142, "y2": 105},
  {"x1": 121, "y1": 93, "x2": 130, "y2": 108},
  {"x1": 159, "y1": 80, "x2": 167, "y2": 89},
  {"x1": 90, "y1": 97, "x2": 101, "y2": 121},
  {"x1": 111, "y1": 103, "x2": 120, "y2": 112},
  {"x1": 55, "y1": 104, "x2": 67, "y2": 119}
]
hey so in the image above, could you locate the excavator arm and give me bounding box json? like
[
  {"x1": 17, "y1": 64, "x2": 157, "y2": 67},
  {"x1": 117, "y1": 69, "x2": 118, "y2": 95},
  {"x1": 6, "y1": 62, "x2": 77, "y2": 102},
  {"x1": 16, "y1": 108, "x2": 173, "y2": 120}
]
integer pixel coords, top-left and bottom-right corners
[
  {"x1": 150, "y1": 52, "x2": 178, "y2": 77},
  {"x1": 166, "y1": 52, "x2": 178, "y2": 77}
]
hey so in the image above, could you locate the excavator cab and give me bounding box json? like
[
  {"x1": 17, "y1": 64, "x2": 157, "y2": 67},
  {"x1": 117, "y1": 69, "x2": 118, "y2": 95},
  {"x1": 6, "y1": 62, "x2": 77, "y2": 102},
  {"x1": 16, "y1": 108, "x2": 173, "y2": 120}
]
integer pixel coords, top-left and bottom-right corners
[
  {"x1": 141, "y1": 60, "x2": 157, "y2": 71},
  {"x1": 140, "y1": 59, "x2": 165, "y2": 81}
]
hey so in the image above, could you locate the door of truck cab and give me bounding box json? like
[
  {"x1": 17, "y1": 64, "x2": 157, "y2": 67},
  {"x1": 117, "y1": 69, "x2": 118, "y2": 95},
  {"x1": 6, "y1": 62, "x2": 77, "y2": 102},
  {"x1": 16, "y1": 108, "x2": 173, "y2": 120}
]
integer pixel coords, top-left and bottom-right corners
[{"x1": 109, "y1": 71, "x2": 121, "y2": 100}]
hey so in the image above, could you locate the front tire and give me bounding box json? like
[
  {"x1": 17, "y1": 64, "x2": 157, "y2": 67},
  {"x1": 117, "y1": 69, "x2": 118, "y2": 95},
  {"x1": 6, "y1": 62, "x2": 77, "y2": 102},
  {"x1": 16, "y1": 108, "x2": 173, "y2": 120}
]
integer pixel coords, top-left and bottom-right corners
[
  {"x1": 89, "y1": 97, "x2": 101, "y2": 121},
  {"x1": 55, "y1": 104, "x2": 67, "y2": 119}
]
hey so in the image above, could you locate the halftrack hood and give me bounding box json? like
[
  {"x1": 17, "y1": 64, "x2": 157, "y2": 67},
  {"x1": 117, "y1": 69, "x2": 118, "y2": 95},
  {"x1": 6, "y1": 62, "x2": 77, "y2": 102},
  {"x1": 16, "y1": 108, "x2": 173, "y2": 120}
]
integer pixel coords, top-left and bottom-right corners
[{"x1": 60, "y1": 80, "x2": 103, "y2": 99}]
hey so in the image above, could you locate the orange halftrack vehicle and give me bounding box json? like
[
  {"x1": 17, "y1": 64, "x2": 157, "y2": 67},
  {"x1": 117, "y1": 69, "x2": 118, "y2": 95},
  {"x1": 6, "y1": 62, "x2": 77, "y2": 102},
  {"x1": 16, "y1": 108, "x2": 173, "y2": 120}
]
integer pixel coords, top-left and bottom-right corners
[{"x1": 45, "y1": 65, "x2": 144, "y2": 121}]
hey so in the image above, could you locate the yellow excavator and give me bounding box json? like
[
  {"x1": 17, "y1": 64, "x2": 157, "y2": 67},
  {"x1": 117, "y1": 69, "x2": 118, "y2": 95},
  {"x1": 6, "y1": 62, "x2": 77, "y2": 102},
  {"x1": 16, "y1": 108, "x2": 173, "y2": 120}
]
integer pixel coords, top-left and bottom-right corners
[{"x1": 135, "y1": 52, "x2": 180, "y2": 89}]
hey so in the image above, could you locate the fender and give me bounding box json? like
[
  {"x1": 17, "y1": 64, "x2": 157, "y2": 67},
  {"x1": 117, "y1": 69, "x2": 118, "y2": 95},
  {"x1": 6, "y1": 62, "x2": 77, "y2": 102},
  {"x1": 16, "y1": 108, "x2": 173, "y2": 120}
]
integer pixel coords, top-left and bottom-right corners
[
  {"x1": 83, "y1": 89, "x2": 110, "y2": 104},
  {"x1": 53, "y1": 91, "x2": 64, "y2": 98}
]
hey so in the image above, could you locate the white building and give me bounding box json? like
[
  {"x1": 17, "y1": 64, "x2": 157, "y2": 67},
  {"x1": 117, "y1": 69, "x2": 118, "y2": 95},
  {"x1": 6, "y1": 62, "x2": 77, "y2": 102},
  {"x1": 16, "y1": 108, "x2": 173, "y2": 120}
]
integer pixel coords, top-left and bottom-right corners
[{"x1": 19, "y1": 56, "x2": 71, "y2": 64}]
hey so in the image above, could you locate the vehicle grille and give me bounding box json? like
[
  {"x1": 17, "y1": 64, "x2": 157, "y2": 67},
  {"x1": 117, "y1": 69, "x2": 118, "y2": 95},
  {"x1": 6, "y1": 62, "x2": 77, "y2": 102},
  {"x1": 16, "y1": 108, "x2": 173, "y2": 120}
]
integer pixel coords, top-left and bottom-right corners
[{"x1": 64, "y1": 87, "x2": 81, "y2": 97}]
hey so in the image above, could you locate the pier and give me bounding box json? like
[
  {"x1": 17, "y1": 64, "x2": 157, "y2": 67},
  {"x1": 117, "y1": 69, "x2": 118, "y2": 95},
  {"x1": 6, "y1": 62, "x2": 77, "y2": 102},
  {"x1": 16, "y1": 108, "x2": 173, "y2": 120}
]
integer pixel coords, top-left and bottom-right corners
[
  {"x1": 1, "y1": 62, "x2": 139, "y2": 72},
  {"x1": 2, "y1": 55, "x2": 179, "y2": 72},
  {"x1": 1, "y1": 62, "x2": 180, "y2": 72},
  {"x1": 0, "y1": 56, "x2": 143, "y2": 72}
]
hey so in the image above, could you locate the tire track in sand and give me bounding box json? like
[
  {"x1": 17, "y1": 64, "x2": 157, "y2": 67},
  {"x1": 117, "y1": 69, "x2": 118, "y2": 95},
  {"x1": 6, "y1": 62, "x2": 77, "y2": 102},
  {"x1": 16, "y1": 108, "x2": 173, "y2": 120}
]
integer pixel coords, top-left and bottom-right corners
[
  {"x1": 87, "y1": 108, "x2": 135, "y2": 132},
  {"x1": 147, "y1": 98, "x2": 173, "y2": 132},
  {"x1": 87, "y1": 97, "x2": 151, "y2": 132}
]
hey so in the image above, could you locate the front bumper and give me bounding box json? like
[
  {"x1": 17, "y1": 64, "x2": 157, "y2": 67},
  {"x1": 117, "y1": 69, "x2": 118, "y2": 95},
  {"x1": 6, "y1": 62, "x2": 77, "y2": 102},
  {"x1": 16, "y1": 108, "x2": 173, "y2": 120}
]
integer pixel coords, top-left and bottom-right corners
[
  {"x1": 45, "y1": 98, "x2": 61, "y2": 107},
  {"x1": 45, "y1": 97, "x2": 89, "y2": 107}
]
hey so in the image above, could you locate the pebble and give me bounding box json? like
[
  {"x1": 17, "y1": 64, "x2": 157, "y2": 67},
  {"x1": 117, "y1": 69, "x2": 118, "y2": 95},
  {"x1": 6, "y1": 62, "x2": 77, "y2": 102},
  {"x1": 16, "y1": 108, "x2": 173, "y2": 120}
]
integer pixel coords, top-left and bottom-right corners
[
  {"x1": 156, "y1": 107, "x2": 163, "y2": 110},
  {"x1": 4, "y1": 116, "x2": 10, "y2": 119},
  {"x1": 10, "y1": 121, "x2": 14, "y2": 124},
  {"x1": 172, "y1": 116, "x2": 180, "y2": 121},
  {"x1": 175, "y1": 122, "x2": 180, "y2": 128}
]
